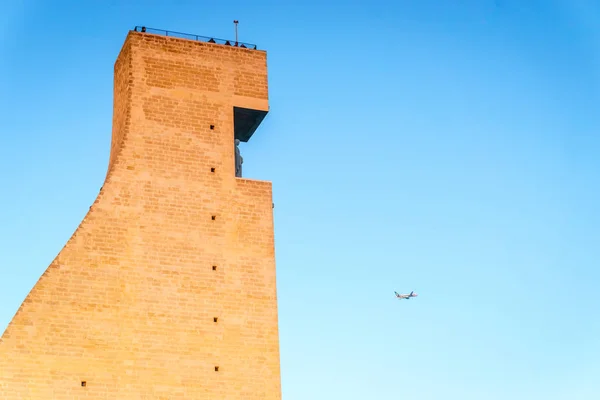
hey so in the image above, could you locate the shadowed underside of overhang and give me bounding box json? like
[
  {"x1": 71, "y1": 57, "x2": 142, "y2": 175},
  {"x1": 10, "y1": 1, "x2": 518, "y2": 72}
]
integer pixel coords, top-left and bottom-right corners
[{"x1": 234, "y1": 106, "x2": 268, "y2": 142}]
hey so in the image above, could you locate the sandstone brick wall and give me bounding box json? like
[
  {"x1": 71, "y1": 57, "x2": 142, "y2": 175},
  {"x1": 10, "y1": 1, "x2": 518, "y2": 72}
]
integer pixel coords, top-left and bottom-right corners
[{"x1": 0, "y1": 31, "x2": 281, "y2": 399}]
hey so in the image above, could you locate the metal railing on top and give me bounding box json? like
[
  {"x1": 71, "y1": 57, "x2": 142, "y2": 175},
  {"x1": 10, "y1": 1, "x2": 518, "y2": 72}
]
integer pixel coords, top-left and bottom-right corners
[{"x1": 133, "y1": 26, "x2": 258, "y2": 50}]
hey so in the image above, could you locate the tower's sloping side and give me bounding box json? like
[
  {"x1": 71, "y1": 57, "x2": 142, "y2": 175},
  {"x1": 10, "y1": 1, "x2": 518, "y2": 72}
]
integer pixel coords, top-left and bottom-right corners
[{"x1": 0, "y1": 31, "x2": 281, "y2": 399}]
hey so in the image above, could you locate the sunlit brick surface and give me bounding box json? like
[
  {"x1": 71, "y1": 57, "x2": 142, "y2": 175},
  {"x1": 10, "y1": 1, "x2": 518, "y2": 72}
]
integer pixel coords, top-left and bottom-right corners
[{"x1": 0, "y1": 31, "x2": 281, "y2": 399}]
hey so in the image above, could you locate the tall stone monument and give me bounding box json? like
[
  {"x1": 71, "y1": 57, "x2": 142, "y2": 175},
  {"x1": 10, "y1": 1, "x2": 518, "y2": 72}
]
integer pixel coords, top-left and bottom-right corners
[{"x1": 0, "y1": 27, "x2": 281, "y2": 399}]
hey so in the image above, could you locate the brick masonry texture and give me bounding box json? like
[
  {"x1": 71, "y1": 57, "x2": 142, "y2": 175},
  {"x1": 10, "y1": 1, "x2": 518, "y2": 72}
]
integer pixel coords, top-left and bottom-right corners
[{"x1": 0, "y1": 31, "x2": 281, "y2": 399}]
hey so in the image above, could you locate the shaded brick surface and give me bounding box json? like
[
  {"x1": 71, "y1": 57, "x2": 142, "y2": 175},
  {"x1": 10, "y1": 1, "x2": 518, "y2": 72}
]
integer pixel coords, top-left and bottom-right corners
[{"x1": 0, "y1": 31, "x2": 281, "y2": 399}]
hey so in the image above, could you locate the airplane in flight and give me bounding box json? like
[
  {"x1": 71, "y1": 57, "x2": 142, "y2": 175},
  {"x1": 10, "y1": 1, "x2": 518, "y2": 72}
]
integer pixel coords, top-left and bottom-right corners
[{"x1": 395, "y1": 291, "x2": 418, "y2": 300}]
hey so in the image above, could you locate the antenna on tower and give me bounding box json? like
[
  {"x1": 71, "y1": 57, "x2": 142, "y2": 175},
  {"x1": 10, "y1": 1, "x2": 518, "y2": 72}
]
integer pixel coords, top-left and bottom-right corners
[{"x1": 233, "y1": 20, "x2": 239, "y2": 45}]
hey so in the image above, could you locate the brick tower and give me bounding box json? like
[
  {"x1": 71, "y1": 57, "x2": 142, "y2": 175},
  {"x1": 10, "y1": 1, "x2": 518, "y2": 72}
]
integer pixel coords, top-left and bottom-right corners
[{"x1": 0, "y1": 28, "x2": 281, "y2": 399}]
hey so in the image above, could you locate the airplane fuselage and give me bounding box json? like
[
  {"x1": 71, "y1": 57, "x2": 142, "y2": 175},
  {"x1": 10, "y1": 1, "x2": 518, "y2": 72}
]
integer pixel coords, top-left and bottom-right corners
[{"x1": 395, "y1": 291, "x2": 417, "y2": 299}]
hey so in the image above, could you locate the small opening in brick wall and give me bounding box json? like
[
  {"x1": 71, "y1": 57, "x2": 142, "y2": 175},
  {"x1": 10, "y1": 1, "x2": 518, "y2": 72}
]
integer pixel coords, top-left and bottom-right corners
[
  {"x1": 210, "y1": 124, "x2": 215, "y2": 130},
  {"x1": 81, "y1": 381, "x2": 86, "y2": 387},
  {"x1": 212, "y1": 265, "x2": 217, "y2": 271},
  {"x1": 211, "y1": 215, "x2": 216, "y2": 220},
  {"x1": 214, "y1": 317, "x2": 218, "y2": 322},
  {"x1": 211, "y1": 167, "x2": 215, "y2": 173},
  {"x1": 215, "y1": 366, "x2": 219, "y2": 372}
]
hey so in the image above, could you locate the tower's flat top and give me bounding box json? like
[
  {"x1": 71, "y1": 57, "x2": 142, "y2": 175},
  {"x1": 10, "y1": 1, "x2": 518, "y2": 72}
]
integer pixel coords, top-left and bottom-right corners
[{"x1": 132, "y1": 26, "x2": 260, "y2": 51}]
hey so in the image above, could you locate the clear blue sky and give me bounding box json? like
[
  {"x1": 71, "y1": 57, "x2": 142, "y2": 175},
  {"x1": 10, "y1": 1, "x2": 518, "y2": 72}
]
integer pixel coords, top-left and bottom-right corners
[{"x1": 1, "y1": 0, "x2": 599, "y2": 398}]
